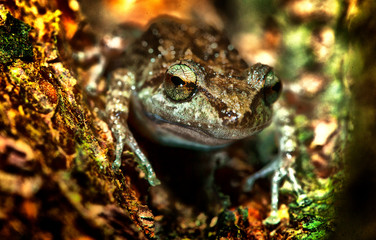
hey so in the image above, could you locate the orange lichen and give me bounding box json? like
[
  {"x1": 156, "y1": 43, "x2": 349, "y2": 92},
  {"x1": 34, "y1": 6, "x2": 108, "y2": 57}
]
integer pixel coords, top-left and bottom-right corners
[{"x1": 39, "y1": 80, "x2": 58, "y2": 104}]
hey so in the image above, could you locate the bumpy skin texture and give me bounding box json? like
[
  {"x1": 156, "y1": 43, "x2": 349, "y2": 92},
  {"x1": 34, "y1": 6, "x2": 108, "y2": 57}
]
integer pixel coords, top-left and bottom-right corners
[{"x1": 106, "y1": 17, "x2": 281, "y2": 185}]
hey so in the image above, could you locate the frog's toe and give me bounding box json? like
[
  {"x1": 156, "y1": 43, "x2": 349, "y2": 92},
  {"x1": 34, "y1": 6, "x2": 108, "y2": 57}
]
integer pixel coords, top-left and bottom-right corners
[
  {"x1": 243, "y1": 176, "x2": 256, "y2": 192},
  {"x1": 147, "y1": 173, "x2": 161, "y2": 186},
  {"x1": 111, "y1": 159, "x2": 122, "y2": 172},
  {"x1": 264, "y1": 213, "x2": 281, "y2": 225},
  {"x1": 296, "y1": 194, "x2": 312, "y2": 207}
]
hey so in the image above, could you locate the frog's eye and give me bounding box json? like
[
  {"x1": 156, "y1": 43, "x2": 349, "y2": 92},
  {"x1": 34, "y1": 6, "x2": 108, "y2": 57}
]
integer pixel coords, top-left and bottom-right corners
[
  {"x1": 247, "y1": 63, "x2": 282, "y2": 105},
  {"x1": 263, "y1": 70, "x2": 282, "y2": 105},
  {"x1": 164, "y1": 64, "x2": 197, "y2": 101}
]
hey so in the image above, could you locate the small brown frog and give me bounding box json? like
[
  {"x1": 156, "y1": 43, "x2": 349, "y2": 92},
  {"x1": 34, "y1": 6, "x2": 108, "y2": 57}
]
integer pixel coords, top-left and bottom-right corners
[{"x1": 105, "y1": 17, "x2": 281, "y2": 186}]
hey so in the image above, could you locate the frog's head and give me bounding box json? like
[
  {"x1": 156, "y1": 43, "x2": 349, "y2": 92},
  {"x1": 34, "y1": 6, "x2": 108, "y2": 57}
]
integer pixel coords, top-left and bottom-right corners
[
  {"x1": 132, "y1": 17, "x2": 281, "y2": 149},
  {"x1": 135, "y1": 59, "x2": 281, "y2": 149}
]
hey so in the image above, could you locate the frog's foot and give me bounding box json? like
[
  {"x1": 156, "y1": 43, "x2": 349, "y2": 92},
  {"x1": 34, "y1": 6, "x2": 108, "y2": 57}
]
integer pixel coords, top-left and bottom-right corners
[
  {"x1": 243, "y1": 154, "x2": 310, "y2": 225},
  {"x1": 265, "y1": 154, "x2": 311, "y2": 225},
  {"x1": 111, "y1": 125, "x2": 161, "y2": 186}
]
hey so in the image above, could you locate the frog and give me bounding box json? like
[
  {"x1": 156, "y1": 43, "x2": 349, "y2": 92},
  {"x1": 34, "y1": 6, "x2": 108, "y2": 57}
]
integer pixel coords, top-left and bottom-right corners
[{"x1": 101, "y1": 16, "x2": 305, "y2": 223}]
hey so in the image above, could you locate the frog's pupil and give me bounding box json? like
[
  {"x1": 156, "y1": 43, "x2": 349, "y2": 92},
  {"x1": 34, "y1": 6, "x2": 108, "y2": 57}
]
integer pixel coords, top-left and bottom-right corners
[{"x1": 171, "y1": 76, "x2": 185, "y2": 87}]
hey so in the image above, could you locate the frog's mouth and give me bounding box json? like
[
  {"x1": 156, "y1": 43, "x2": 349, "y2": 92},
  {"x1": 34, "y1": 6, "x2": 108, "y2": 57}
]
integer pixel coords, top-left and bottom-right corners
[
  {"x1": 130, "y1": 99, "x2": 235, "y2": 150},
  {"x1": 145, "y1": 111, "x2": 236, "y2": 149}
]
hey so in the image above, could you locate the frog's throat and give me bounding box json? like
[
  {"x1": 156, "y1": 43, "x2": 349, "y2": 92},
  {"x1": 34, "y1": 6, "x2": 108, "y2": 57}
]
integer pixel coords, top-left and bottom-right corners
[{"x1": 142, "y1": 111, "x2": 235, "y2": 149}]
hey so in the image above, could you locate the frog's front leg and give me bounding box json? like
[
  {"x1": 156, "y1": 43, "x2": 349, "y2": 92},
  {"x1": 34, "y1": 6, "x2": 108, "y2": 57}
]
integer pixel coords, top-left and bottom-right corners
[
  {"x1": 244, "y1": 107, "x2": 310, "y2": 224},
  {"x1": 106, "y1": 69, "x2": 160, "y2": 186}
]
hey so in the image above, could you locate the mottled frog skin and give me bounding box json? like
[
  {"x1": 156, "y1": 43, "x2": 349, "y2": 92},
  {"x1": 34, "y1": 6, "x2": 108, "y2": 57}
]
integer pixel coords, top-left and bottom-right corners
[{"x1": 106, "y1": 17, "x2": 281, "y2": 187}]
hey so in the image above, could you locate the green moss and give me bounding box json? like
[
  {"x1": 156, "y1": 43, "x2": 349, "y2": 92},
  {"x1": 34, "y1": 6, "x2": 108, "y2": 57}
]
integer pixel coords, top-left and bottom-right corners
[
  {"x1": 0, "y1": 10, "x2": 33, "y2": 64},
  {"x1": 288, "y1": 173, "x2": 341, "y2": 239}
]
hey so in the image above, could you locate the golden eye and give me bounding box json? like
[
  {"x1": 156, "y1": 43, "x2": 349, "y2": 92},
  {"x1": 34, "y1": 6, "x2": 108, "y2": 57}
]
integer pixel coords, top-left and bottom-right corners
[{"x1": 164, "y1": 64, "x2": 197, "y2": 101}]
